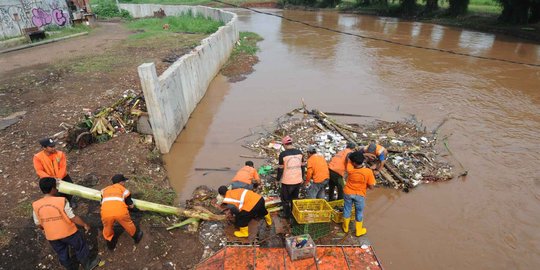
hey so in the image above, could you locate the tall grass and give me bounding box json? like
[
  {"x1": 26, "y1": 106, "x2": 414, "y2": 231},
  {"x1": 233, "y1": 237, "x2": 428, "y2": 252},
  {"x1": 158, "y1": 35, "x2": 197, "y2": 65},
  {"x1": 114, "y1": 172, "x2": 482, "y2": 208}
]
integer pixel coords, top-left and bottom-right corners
[{"x1": 126, "y1": 12, "x2": 224, "y2": 39}]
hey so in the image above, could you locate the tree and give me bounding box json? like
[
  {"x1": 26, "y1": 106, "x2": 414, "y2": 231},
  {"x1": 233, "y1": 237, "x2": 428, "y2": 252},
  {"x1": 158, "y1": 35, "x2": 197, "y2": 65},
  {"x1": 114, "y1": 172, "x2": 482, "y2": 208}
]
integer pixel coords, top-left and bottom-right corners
[
  {"x1": 400, "y1": 0, "x2": 418, "y2": 16},
  {"x1": 448, "y1": 0, "x2": 470, "y2": 16},
  {"x1": 497, "y1": 0, "x2": 536, "y2": 24}
]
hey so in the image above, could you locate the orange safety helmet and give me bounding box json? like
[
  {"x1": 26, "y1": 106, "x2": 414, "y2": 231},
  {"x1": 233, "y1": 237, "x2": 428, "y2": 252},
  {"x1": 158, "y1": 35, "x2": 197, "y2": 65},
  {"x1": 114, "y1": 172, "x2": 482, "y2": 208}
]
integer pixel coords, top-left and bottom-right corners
[{"x1": 282, "y1": 135, "x2": 293, "y2": 145}]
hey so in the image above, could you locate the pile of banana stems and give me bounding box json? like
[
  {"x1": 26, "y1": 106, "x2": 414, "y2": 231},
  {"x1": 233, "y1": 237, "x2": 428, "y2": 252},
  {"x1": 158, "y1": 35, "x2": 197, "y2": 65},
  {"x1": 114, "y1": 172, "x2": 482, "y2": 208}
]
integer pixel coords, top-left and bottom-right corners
[{"x1": 57, "y1": 181, "x2": 225, "y2": 221}]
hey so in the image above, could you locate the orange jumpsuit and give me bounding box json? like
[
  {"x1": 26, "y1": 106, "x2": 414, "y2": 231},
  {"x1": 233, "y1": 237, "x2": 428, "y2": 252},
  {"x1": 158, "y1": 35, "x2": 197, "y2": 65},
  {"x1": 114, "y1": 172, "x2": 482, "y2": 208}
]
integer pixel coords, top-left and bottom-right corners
[{"x1": 100, "y1": 184, "x2": 136, "y2": 241}]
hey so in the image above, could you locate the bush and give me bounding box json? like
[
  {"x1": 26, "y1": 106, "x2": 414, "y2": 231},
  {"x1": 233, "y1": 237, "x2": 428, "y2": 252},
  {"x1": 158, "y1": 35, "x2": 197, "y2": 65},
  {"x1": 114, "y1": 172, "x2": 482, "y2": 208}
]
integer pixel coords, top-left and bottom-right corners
[{"x1": 92, "y1": 0, "x2": 132, "y2": 19}]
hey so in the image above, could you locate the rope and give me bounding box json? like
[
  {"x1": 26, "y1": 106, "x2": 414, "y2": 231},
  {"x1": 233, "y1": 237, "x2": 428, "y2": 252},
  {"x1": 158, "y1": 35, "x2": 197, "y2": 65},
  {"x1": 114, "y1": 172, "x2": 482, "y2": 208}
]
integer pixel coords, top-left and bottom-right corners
[{"x1": 212, "y1": 0, "x2": 540, "y2": 67}]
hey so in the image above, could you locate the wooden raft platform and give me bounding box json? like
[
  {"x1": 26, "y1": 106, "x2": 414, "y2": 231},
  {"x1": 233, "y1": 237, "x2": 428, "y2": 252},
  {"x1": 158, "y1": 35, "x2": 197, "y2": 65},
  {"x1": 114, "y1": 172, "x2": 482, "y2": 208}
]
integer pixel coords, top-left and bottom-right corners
[{"x1": 195, "y1": 245, "x2": 383, "y2": 270}]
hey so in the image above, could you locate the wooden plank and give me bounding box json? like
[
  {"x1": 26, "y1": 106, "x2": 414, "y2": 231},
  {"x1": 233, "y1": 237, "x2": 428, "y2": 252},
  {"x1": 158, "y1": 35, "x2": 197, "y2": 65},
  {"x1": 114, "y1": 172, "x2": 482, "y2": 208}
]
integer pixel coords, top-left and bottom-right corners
[
  {"x1": 285, "y1": 251, "x2": 318, "y2": 270},
  {"x1": 255, "y1": 247, "x2": 285, "y2": 270},
  {"x1": 342, "y1": 246, "x2": 382, "y2": 269},
  {"x1": 224, "y1": 247, "x2": 255, "y2": 270},
  {"x1": 195, "y1": 248, "x2": 225, "y2": 270}
]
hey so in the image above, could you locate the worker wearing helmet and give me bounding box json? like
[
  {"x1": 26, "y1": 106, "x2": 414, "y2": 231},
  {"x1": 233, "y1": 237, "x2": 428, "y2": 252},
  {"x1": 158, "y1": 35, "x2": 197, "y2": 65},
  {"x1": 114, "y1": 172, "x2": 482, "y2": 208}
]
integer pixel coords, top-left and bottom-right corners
[{"x1": 277, "y1": 135, "x2": 304, "y2": 219}]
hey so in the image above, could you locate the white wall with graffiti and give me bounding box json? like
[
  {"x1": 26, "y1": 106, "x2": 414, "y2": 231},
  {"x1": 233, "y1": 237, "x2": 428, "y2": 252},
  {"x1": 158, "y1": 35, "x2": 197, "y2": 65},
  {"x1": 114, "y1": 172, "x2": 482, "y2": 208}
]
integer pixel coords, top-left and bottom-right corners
[{"x1": 0, "y1": 0, "x2": 71, "y2": 39}]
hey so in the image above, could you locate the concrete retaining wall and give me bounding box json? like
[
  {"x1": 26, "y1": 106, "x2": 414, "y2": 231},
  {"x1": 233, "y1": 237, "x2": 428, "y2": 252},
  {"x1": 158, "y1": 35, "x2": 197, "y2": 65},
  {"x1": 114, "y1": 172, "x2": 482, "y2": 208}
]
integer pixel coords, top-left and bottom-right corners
[{"x1": 120, "y1": 4, "x2": 238, "y2": 154}]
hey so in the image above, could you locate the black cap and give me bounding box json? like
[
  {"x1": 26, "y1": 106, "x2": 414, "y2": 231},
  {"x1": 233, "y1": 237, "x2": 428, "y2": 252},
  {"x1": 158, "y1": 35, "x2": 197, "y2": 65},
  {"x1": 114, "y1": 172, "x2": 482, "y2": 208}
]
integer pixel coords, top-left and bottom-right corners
[
  {"x1": 218, "y1": 185, "x2": 228, "y2": 196},
  {"x1": 112, "y1": 174, "x2": 129, "y2": 184},
  {"x1": 39, "y1": 138, "x2": 56, "y2": 147}
]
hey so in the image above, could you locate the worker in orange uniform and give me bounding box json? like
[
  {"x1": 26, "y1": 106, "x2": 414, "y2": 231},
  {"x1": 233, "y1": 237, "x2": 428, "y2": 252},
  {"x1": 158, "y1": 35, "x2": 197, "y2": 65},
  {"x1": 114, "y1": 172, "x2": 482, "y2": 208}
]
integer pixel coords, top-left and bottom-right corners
[
  {"x1": 218, "y1": 186, "x2": 272, "y2": 238},
  {"x1": 360, "y1": 140, "x2": 388, "y2": 175},
  {"x1": 100, "y1": 174, "x2": 143, "y2": 250},
  {"x1": 231, "y1": 161, "x2": 261, "y2": 190},
  {"x1": 342, "y1": 151, "x2": 376, "y2": 237},
  {"x1": 327, "y1": 142, "x2": 357, "y2": 201},
  {"x1": 277, "y1": 135, "x2": 304, "y2": 219},
  {"x1": 304, "y1": 146, "x2": 330, "y2": 199},
  {"x1": 33, "y1": 137, "x2": 77, "y2": 207},
  {"x1": 32, "y1": 177, "x2": 99, "y2": 270}
]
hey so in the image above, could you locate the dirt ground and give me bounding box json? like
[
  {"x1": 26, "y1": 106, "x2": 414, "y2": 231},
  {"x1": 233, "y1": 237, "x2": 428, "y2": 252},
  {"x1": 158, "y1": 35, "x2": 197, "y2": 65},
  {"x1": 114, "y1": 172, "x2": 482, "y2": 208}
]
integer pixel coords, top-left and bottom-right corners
[{"x1": 0, "y1": 19, "x2": 259, "y2": 269}]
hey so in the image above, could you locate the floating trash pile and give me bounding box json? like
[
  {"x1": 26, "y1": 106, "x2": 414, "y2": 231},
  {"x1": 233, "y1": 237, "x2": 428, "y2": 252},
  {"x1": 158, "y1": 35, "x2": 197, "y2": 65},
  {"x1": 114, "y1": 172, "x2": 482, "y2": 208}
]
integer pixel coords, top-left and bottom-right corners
[{"x1": 244, "y1": 107, "x2": 455, "y2": 192}]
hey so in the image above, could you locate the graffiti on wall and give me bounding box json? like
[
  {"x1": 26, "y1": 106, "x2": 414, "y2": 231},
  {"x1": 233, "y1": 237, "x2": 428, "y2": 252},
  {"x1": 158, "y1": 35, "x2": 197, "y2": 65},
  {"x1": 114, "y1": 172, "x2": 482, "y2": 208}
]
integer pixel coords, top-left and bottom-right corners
[{"x1": 0, "y1": 0, "x2": 70, "y2": 38}]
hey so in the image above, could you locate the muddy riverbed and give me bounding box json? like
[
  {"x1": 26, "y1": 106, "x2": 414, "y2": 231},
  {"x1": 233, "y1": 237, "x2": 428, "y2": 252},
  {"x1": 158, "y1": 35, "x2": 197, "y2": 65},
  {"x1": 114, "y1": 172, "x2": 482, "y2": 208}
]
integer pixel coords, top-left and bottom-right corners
[{"x1": 164, "y1": 9, "x2": 540, "y2": 269}]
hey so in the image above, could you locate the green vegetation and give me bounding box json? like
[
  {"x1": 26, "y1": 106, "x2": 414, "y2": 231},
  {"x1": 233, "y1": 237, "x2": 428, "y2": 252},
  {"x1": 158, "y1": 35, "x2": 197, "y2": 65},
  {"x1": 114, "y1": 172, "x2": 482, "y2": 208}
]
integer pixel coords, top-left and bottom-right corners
[
  {"x1": 92, "y1": 0, "x2": 132, "y2": 19},
  {"x1": 45, "y1": 25, "x2": 92, "y2": 39},
  {"x1": 128, "y1": 176, "x2": 176, "y2": 206},
  {"x1": 119, "y1": 0, "x2": 272, "y2": 6},
  {"x1": 232, "y1": 32, "x2": 263, "y2": 56},
  {"x1": 15, "y1": 201, "x2": 33, "y2": 217},
  {"x1": 70, "y1": 13, "x2": 219, "y2": 72},
  {"x1": 0, "y1": 228, "x2": 9, "y2": 249},
  {"x1": 126, "y1": 13, "x2": 224, "y2": 39}
]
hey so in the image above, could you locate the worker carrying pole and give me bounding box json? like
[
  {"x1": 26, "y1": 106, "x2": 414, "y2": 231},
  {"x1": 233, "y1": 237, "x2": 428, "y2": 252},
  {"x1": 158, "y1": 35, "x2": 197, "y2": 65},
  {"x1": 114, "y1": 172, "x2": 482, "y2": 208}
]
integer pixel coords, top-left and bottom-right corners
[
  {"x1": 218, "y1": 186, "x2": 272, "y2": 238},
  {"x1": 32, "y1": 177, "x2": 100, "y2": 270},
  {"x1": 100, "y1": 174, "x2": 143, "y2": 250},
  {"x1": 33, "y1": 137, "x2": 78, "y2": 208}
]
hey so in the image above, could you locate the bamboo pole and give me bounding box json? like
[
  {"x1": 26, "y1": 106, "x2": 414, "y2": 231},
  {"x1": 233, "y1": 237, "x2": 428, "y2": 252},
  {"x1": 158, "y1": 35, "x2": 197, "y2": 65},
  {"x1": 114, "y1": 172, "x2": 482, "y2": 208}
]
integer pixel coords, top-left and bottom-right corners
[{"x1": 57, "y1": 181, "x2": 225, "y2": 221}]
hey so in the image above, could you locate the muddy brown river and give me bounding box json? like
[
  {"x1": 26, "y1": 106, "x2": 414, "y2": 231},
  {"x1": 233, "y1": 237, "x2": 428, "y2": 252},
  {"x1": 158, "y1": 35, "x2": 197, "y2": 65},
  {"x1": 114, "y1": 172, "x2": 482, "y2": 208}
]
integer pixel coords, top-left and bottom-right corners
[{"x1": 163, "y1": 9, "x2": 540, "y2": 269}]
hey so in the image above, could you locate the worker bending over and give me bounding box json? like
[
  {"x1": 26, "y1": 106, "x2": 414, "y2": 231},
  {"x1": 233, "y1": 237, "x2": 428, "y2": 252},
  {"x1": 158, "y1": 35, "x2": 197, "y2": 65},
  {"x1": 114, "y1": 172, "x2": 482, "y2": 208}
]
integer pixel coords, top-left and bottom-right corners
[
  {"x1": 32, "y1": 177, "x2": 99, "y2": 270},
  {"x1": 218, "y1": 186, "x2": 272, "y2": 238},
  {"x1": 327, "y1": 142, "x2": 357, "y2": 201},
  {"x1": 231, "y1": 161, "x2": 261, "y2": 190},
  {"x1": 304, "y1": 146, "x2": 330, "y2": 199},
  {"x1": 33, "y1": 137, "x2": 76, "y2": 207},
  {"x1": 342, "y1": 151, "x2": 376, "y2": 237},
  {"x1": 360, "y1": 140, "x2": 388, "y2": 175},
  {"x1": 277, "y1": 135, "x2": 305, "y2": 219},
  {"x1": 100, "y1": 174, "x2": 143, "y2": 250}
]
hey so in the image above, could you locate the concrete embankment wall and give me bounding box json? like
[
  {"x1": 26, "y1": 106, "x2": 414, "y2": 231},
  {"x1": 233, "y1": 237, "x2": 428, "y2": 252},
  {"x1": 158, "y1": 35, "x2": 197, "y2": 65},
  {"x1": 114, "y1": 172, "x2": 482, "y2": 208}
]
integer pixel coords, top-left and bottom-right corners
[{"x1": 119, "y1": 4, "x2": 239, "y2": 153}]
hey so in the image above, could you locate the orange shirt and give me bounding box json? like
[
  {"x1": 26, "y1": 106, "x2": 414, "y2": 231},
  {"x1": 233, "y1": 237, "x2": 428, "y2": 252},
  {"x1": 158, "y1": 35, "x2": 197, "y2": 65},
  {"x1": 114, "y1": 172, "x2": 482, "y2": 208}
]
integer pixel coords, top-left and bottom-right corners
[
  {"x1": 223, "y1": 188, "x2": 261, "y2": 212},
  {"x1": 328, "y1": 148, "x2": 353, "y2": 176},
  {"x1": 101, "y1": 184, "x2": 131, "y2": 217},
  {"x1": 306, "y1": 154, "x2": 330, "y2": 183},
  {"x1": 232, "y1": 166, "x2": 260, "y2": 185},
  {"x1": 343, "y1": 164, "x2": 376, "y2": 197},
  {"x1": 32, "y1": 196, "x2": 77, "y2": 240},
  {"x1": 33, "y1": 150, "x2": 67, "y2": 179}
]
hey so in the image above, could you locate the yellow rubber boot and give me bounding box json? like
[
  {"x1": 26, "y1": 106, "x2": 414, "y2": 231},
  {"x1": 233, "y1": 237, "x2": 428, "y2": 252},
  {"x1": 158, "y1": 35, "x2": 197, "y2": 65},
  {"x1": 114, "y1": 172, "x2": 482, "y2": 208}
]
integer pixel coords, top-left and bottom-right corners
[
  {"x1": 355, "y1": 221, "x2": 367, "y2": 237},
  {"x1": 264, "y1": 214, "x2": 272, "y2": 226},
  {"x1": 342, "y1": 218, "x2": 350, "y2": 233},
  {"x1": 234, "y1": 226, "x2": 249, "y2": 238}
]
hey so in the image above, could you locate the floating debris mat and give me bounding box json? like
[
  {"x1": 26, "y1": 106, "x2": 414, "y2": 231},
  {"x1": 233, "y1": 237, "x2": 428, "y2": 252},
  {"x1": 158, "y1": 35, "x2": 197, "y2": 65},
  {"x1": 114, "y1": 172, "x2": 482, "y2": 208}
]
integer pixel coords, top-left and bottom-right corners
[{"x1": 243, "y1": 107, "x2": 455, "y2": 192}]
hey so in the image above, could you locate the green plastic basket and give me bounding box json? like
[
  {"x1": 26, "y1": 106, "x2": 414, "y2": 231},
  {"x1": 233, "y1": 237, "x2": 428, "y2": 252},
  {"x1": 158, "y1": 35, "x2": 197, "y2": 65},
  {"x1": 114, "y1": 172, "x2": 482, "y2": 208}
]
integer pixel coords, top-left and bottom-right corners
[{"x1": 291, "y1": 222, "x2": 331, "y2": 240}]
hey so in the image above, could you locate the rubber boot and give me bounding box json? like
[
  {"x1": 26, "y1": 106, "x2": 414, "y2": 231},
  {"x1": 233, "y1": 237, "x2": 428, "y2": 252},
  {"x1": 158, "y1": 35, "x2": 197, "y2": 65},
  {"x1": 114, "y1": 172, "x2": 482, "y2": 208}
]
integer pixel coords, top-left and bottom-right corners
[
  {"x1": 355, "y1": 221, "x2": 367, "y2": 237},
  {"x1": 342, "y1": 218, "x2": 350, "y2": 233},
  {"x1": 234, "y1": 226, "x2": 249, "y2": 238},
  {"x1": 264, "y1": 214, "x2": 272, "y2": 226},
  {"x1": 133, "y1": 229, "x2": 143, "y2": 244},
  {"x1": 81, "y1": 256, "x2": 99, "y2": 270}
]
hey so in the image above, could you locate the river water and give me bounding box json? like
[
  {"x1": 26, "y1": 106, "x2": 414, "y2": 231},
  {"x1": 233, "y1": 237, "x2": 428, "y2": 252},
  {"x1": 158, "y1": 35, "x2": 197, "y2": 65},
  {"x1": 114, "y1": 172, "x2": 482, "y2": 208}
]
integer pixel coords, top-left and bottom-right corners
[{"x1": 163, "y1": 9, "x2": 540, "y2": 269}]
